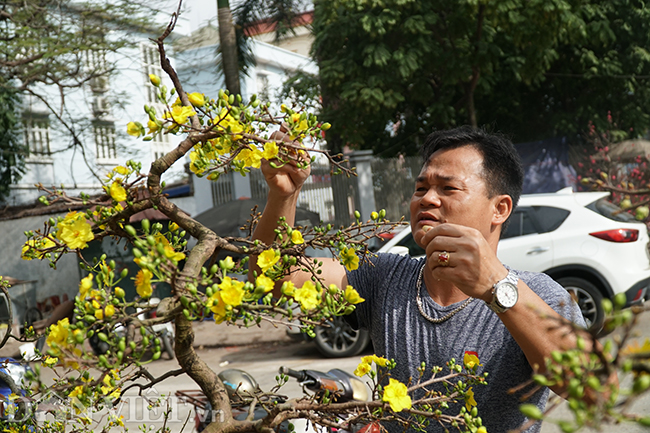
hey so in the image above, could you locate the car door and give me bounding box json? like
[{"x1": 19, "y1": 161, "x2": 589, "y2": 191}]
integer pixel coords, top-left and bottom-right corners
[{"x1": 497, "y1": 207, "x2": 555, "y2": 273}]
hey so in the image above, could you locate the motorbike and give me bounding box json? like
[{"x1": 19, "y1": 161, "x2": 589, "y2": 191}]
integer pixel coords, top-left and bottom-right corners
[
  {"x1": 177, "y1": 366, "x2": 370, "y2": 433},
  {"x1": 0, "y1": 357, "x2": 33, "y2": 422}
]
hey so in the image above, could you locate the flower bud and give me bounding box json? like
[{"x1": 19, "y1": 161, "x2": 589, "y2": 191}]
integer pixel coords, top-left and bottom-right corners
[{"x1": 149, "y1": 74, "x2": 161, "y2": 87}]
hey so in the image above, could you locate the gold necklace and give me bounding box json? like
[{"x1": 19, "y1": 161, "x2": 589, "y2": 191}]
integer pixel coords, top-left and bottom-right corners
[{"x1": 415, "y1": 264, "x2": 475, "y2": 324}]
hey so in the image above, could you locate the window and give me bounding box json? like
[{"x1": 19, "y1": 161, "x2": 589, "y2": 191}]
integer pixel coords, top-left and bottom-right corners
[
  {"x1": 588, "y1": 198, "x2": 636, "y2": 223},
  {"x1": 23, "y1": 115, "x2": 51, "y2": 156},
  {"x1": 85, "y1": 50, "x2": 110, "y2": 94},
  {"x1": 141, "y1": 43, "x2": 164, "y2": 104},
  {"x1": 502, "y1": 209, "x2": 537, "y2": 239},
  {"x1": 94, "y1": 122, "x2": 117, "y2": 161},
  {"x1": 256, "y1": 72, "x2": 270, "y2": 101}
]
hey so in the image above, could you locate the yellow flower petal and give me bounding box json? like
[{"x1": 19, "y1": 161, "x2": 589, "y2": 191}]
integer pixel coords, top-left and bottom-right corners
[
  {"x1": 109, "y1": 181, "x2": 127, "y2": 202},
  {"x1": 134, "y1": 269, "x2": 153, "y2": 298},
  {"x1": 290, "y1": 230, "x2": 304, "y2": 245},
  {"x1": 257, "y1": 249, "x2": 280, "y2": 273},
  {"x1": 382, "y1": 378, "x2": 411, "y2": 412},
  {"x1": 344, "y1": 285, "x2": 365, "y2": 304}
]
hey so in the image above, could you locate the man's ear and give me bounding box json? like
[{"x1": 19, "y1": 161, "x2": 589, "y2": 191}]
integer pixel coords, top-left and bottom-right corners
[{"x1": 492, "y1": 195, "x2": 513, "y2": 226}]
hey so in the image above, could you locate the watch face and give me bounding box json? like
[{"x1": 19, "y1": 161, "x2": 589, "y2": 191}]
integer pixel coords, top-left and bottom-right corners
[{"x1": 496, "y1": 283, "x2": 518, "y2": 308}]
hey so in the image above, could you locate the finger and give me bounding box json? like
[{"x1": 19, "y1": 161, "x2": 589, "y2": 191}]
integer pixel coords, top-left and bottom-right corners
[{"x1": 269, "y1": 122, "x2": 294, "y2": 143}]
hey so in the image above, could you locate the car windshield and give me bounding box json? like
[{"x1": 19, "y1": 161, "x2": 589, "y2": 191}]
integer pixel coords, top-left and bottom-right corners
[{"x1": 586, "y1": 197, "x2": 637, "y2": 223}]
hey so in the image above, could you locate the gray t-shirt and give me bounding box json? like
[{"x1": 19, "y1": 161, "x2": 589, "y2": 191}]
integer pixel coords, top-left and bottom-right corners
[{"x1": 346, "y1": 253, "x2": 585, "y2": 433}]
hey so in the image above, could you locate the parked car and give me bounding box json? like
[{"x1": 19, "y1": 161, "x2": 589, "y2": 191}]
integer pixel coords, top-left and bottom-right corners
[
  {"x1": 292, "y1": 188, "x2": 650, "y2": 356},
  {"x1": 379, "y1": 188, "x2": 650, "y2": 333}
]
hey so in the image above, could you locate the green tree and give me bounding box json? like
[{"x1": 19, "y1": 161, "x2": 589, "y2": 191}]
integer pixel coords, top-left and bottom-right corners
[
  {"x1": 476, "y1": 0, "x2": 650, "y2": 143},
  {"x1": 216, "y1": 0, "x2": 307, "y2": 97},
  {"x1": 311, "y1": 0, "x2": 650, "y2": 155},
  {"x1": 0, "y1": 0, "x2": 160, "y2": 183},
  {"x1": 0, "y1": 77, "x2": 27, "y2": 200},
  {"x1": 217, "y1": 0, "x2": 241, "y2": 96}
]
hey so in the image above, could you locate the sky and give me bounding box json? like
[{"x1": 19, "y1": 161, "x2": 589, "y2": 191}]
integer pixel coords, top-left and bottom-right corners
[{"x1": 175, "y1": 0, "x2": 219, "y2": 35}]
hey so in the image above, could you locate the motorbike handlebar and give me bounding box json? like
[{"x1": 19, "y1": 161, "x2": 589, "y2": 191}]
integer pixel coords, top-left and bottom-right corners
[{"x1": 278, "y1": 366, "x2": 311, "y2": 383}]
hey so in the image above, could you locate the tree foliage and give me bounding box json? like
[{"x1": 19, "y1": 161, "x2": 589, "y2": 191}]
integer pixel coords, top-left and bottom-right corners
[
  {"x1": 0, "y1": 77, "x2": 27, "y2": 200},
  {"x1": 0, "y1": 0, "x2": 158, "y2": 91},
  {"x1": 0, "y1": 0, "x2": 161, "y2": 184},
  {"x1": 311, "y1": 0, "x2": 650, "y2": 156}
]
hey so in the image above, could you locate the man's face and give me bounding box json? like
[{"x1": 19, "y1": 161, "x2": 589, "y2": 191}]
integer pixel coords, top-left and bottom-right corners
[{"x1": 409, "y1": 145, "x2": 501, "y2": 247}]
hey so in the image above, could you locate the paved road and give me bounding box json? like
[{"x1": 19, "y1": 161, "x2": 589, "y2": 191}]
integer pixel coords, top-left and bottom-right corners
[
  {"x1": 12, "y1": 311, "x2": 650, "y2": 432},
  {"x1": 128, "y1": 316, "x2": 650, "y2": 433}
]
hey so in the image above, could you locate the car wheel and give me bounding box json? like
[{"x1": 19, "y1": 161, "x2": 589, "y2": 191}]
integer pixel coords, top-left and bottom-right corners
[
  {"x1": 313, "y1": 316, "x2": 370, "y2": 358},
  {"x1": 556, "y1": 277, "x2": 604, "y2": 332}
]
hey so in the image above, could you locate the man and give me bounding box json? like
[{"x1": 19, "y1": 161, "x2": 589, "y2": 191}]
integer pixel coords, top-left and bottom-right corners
[{"x1": 252, "y1": 126, "x2": 587, "y2": 432}]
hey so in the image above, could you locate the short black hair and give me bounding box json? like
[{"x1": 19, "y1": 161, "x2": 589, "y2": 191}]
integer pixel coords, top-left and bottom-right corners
[{"x1": 419, "y1": 126, "x2": 524, "y2": 233}]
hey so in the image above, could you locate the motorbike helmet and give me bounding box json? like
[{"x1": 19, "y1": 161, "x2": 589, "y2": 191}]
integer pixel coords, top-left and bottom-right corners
[{"x1": 217, "y1": 369, "x2": 259, "y2": 398}]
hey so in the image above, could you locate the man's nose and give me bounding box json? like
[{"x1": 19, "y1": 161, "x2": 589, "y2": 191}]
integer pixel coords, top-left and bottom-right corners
[{"x1": 420, "y1": 188, "x2": 441, "y2": 207}]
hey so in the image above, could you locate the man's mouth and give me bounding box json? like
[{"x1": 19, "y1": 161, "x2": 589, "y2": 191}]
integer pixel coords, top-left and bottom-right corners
[{"x1": 417, "y1": 214, "x2": 440, "y2": 227}]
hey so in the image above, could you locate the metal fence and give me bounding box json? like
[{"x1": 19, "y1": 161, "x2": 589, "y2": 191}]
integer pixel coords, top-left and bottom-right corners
[
  {"x1": 210, "y1": 171, "x2": 234, "y2": 206},
  {"x1": 208, "y1": 155, "x2": 420, "y2": 227},
  {"x1": 372, "y1": 155, "x2": 421, "y2": 223}
]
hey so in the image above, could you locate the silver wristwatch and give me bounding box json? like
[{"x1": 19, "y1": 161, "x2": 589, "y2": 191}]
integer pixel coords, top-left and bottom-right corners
[{"x1": 488, "y1": 270, "x2": 519, "y2": 314}]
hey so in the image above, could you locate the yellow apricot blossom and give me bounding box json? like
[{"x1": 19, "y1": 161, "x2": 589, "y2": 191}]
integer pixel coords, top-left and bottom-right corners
[
  {"x1": 69, "y1": 385, "x2": 84, "y2": 399},
  {"x1": 56, "y1": 212, "x2": 94, "y2": 249},
  {"x1": 257, "y1": 249, "x2": 280, "y2": 273},
  {"x1": 464, "y1": 351, "x2": 482, "y2": 370},
  {"x1": 262, "y1": 141, "x2": 279, "y2": 160},
  {"x1": 135, "y1": 269, "x2": 153, "y2": 298},
  {"x1": 154, "y1": 233, "x2": 185, "y2": 262},
  {"x1": 113, "y1": 166, "x2": 129, "y2": 175},
  {"x1": 361, "y1": 354, "x2": 389, "y2": 367},
  {"x1": 340, "y1": 247, "x2": 359, "y2": 271},
  {"x1": 209, "y1": 292, "x2": 227, "y2": 324},
  {"x1": 78, "y1": 274, "x2": 94, "y2": 299},
  {"x1": 354, "y1": 361, "x2": 372, "y2": 377},
  {"x1": 101, "y1": 370, "x2": 121, "y2": 399},
  {"x1": 382, "y1": 379, "x2": 412, "y2": 412},
  {"x1": 465, "y1": 387, "x2": 477, "y2": 411},
  {"x1": 21, "y1": 236, "x2": 56, "y2": 260},
  {"x1": 220, "y1": 256, "x2": 235, "y2": 270},
  {"x1": 147, "y1": 119, "x2": 160, "y2": 134},
  {"x1": 290, "y1": 230, "x2": 304, "y2": 245},
  {"x1": 188, "y1": 92, "x2": 205, "y2": 107},
  {"x1": 255, "y1": 274, "x2": 275, "y2": 293},
  {"x1": 344, "y1": 286, "x2": 365, "y2": 304},
  {"x1": 218, "y1": 277, "x2": 246, "y2": 306},
  {"x1": 126, "y1": 121, "x2": 143, "y2": 137},
  {"x1": 189, "y1": 150, "x2": 203, "y2": 175},
  {"x1": 46, "y1": 318, "x2": 71, "y2": 356},
  {"x1": 237, "y1": 147, "x2": 263, "y2": 169},
  {"x1": 281, "y1": 281, "x2": 296, "y2": 296},
  {"x1": 164, "y1": 105, "x2": 196, "y2": 125},
  {"x1": 109, "y1": 181, "x2": 127, "y2": 202},
  {"x1": 294, "y1": 281, "x2": 320, "y2": 310},
  {"x1": 214, "y1": 108, "x2": 245, "y2": 139}
]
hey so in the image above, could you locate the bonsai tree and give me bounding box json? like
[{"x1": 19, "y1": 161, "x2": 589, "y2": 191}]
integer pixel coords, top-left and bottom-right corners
[{"x1": 3, "y1": 10, "x2": 650, "y2": 433}]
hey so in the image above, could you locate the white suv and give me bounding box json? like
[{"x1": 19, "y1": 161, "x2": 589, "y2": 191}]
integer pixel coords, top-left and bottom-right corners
[{"x1": 379, "y1": 188, "x2": 650, "y2": 331}]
